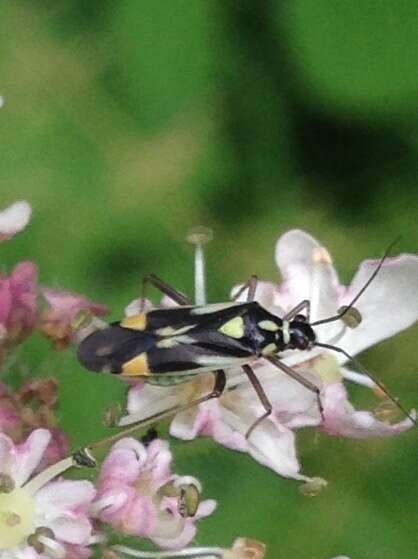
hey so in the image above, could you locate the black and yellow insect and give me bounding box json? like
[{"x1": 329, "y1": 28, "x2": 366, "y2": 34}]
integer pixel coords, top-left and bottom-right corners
[
  {"x1": 77, "y1": 255, "x2": 415, "y2": 436},
  {"x1": 77, "y1": 274, "x2": 322, "y2": 435},
  {"x1": 77, "y1": 300, "x2": 315, "y2": 380}
]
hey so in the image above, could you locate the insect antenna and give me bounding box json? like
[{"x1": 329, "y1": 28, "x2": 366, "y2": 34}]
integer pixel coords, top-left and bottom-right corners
[
  {"x1": 311, "y1": 237, "x2": 401, "y2": 327},
  {"x1": 315, "y1": 341, "x2": 417, "y2": 426}
]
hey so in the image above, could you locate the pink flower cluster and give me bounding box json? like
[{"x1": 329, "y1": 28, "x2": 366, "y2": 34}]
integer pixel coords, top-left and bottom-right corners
[
  {"x1": 0, "y1": 201, "x2": 216, "y2": 556},
  {"x1": 0, "y1": 201, "x2": 108, "y2": 359},
  {"x1": 0, "y1": 427, "x2": 215, "y2": 557}
]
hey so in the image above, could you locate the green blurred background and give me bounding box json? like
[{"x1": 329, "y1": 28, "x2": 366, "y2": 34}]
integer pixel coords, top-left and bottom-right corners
[{"x1": 1, "y1": 2, "x2": 418, "y2": 557}]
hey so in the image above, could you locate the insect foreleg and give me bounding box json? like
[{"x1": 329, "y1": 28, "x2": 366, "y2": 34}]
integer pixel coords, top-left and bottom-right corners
[
  {"x1": 232, "y1": 275, "x2": 258, "y2": 303},
  {"x1": 242, "y1": 364, "x2": 272, "y2": 439},
  {"x1": 283, "y1": 299, "x2": 311, "y2": 321},
  {"x1": 142, "y1": 273, "x2": 192, "y2": 307},
  {"x1": 73, "y1": 370, "x2": 227, "y2": 467},
  {"x1": 266, "y1": 355, "x2": 324, "y2": 421}
]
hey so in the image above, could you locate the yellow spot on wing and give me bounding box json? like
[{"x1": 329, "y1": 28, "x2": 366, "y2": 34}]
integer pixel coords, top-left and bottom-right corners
[
  {"x1": 261, "y1": 343, "x2": 277, "y2": 356},
  {"x1": 218, "y1": 316, "x2": 245, "y2": 339},
  {"x1": 156, "y1": 338, "x2": 178, "y2": 349},
  {"x1": 120, "y1": 314, "x2": 147, "y2": 331},
  {"x1": 258, "y1": 320, "x2": 279, "y2": 332},
  {"x1": 122, "y1": 352, "x2": 150, "y2": 376},
  {"x1": 155, "y1": 324, "x2": 195, "y2": 336}
]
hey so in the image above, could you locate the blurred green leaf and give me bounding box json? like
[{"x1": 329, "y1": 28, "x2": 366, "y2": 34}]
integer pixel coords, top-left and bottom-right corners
[
  {"x1": 281, "y1": 0, "x2": 418, "y2": 118},
  {"x1": 108, "y1": 0, "x2": 212, "y2": 131}
]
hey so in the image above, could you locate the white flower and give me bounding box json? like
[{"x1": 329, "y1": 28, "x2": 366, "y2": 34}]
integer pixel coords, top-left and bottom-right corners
[
  {"x1": 120, "y1": 230, "x2": 418, "y2": 483},
  {"x1": 0, "y1": 201, "x2": 31, "y2": 241},
  {"x1": 0, "y1": 428, "x2": 96, "y2": 558}
]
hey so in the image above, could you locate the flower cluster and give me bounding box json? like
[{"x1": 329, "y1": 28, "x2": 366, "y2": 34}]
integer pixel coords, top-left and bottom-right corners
[
  {"x1": 0, "y1": 201, "x2": 108, "y2": 362},
  {"x1": 0, "y1": 377, "x2": 69, "y2": 470},
  {"x1": 121, "y1": 229, "x2": 418, "y2": 484},
  {"x1": 0, "y1": 201, "x2": 215, "y2": 556},
  {"x1": 1, "y1": 198, "x2": 416, "y2": 558},
  {"x1": 0, "y1": 426, "x2": 216, "y2": 557}
]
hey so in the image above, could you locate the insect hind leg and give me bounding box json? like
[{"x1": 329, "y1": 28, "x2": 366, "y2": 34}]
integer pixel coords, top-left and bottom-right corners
[{"x1": 73, "y1": 370, "x2": 227, "y2": 467}]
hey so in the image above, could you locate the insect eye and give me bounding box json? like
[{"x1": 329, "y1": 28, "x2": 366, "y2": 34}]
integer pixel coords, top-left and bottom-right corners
[
  {"x1": 294, "y1": 314, "x2": 307, "y2": 323},
  {"x1": 290, "y1": 329, "x2": 309, "y2": 350}
]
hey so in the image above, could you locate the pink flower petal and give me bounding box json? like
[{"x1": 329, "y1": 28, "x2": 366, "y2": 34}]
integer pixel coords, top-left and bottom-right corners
[
  {"x1": 170, "y1": 401, "x2": 248, "y2": 452},
  {"x1": 0, "y1": 397, "x2": 20, "y2": 433},
  {"x1": 0, "y1": 278, "x2": 12, "y2": 324},
  {"x1": 144, "y1": 439, "x2": 173, "y2": 485},
  {"x1": 98, "y1": 438, "x2": 147, "y2": 485},
  {"x1": 64, "y1": 545, "x2": 93, "y2": 559},
  {"x1": 47, "y1": 516, "x2": 93, "y2": 545},
  {"x1": 42, "y1": 288, "x2": 108, "y2": 321},
  {"x1": 0, "y1": 262, "x2": 38, "y2": 338},
  {"x1": 0, "y1": 200, "x2": 31, "y2": 241},
  {"x1": 12, "y1": 428, "x2": 51, "y2": 486},
  {"x1": 35, "y1": 480, "x2": 96, "y2": 517},
  {"x1": 118, "y1": 495, "x2": 156, "y2": 537},
  {"x1": 322, "y1": 382, "x2": 415, "y2": 438},
  {"x1": 96, "y1": 490, "x2": 156, "y2": 537}
]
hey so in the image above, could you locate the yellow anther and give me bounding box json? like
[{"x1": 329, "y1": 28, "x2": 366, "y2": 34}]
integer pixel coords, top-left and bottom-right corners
[{"x1": 338, "y1": 306, "x2": 362, "y2": 328}]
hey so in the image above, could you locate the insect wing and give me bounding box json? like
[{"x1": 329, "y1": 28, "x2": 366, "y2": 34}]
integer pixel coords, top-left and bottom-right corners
[{"x1": 77, "y1": 324, "x2": 156, "y2": 374}]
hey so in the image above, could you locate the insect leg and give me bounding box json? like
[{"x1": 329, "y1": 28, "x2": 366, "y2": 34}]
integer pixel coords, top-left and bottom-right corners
[
  {"x1": 73, "y1": 370, "x2": 227, "y2": 467},
  {"x1": 231, "y1": 275, "x2": 258, "y2": 302},
  {"x1": 266, "y1": 355, "x2": 324, "y2": 420},
  {"x1": 242, "y1": 364, "x2": 272, "y2": 439},
  {"x1": 283, "y1": 299, "x2": 311, "y2": 321},
  {"x1": 142, "y1": 273, "x2": 192, "y2": 306}
]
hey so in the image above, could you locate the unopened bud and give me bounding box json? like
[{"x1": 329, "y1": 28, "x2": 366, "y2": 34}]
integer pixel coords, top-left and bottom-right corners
[
  {"x1": 299, "y1": 476, "x2": 328, "y2": 497},
  {"x1": 103, "y1": 403, "x2": 123, "y2": 427}
]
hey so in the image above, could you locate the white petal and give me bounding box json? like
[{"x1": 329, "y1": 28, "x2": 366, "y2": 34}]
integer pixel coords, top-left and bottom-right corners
[
  {"x1": 322, "y1": 382, "x2": 415, "y2": 439},
  {"x1": 126, "y1": 382, "x2": 182, "y2": 418},
  {"x1": 335, "y1": 255, "x2": 418, "y2": 358},
  {"x1": 195, "y1": 498, "x2": 217, "y2": 519},
  {"x1": 170, "y1": 406, "x2": 202, "y2": 440},
  {"x1": 0, "y1": 200, "x2": 31, "y2": 239},
  {"x1": 275, "y1": 230, "x2": 340, "y2": 319},
  {"x1": 47, "y1": 516, "x2": 92, "y2": 545},
  {"x1": 247, "y1": 418, "x2": 307, "y2": 480},
  {"x1": 13, "y1": 429, "x2": 51, "y2": 487},
  {"x1": 35, "y1": 480, "x2": 95, "y2": 518}
]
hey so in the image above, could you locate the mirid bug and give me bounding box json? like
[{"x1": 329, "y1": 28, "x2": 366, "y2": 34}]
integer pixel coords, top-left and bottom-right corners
[{"x1": 76, "y1": 233, "x2": 415, "y2": 440}]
